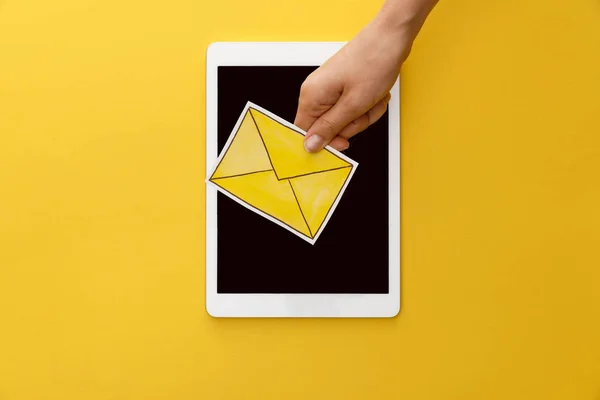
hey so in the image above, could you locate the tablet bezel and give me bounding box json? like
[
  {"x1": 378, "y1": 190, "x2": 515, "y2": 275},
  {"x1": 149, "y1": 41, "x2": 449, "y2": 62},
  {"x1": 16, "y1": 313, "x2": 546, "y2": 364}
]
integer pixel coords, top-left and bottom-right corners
[{"x1": 206, "y1": 42, "x2": 400, "y2": 317}]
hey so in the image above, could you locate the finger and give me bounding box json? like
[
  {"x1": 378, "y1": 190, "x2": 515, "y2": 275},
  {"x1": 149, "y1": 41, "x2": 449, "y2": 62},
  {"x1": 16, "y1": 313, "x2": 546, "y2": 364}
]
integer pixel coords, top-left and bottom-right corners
[
  {"x1": 294, "y1": 80, "x2": 321, "y2": 132},
  {"x1": 303, "y1": 92, "x2": 369, "y2": 153},
  {"x1": 338, "y1": 93, "x2": 391, "y2": 140},
  {"x1": 294, "y1": 74, "x2": 341, "y2": 132},
  {"x1": 329, "y1": 136, "x2": 350, "y2": 152}
]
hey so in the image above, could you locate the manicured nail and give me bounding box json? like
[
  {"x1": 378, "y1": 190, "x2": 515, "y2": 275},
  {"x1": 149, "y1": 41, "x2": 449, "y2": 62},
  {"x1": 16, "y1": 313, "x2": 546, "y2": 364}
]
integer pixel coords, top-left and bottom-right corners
[{"x1": 304, "y1": 134, "x2": 325, "y2": 152}]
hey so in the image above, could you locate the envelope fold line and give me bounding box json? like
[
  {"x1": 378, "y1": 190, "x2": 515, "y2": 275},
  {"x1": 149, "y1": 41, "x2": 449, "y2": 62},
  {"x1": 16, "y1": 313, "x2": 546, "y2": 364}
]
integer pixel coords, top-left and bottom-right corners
[
  {"x1": 210, "y1": 110, "x2": 273, "y2": 180},
  {"x1": 282, "y1": 165, "x2": 352, "y2": 181},
  {"x1": 248, "y1": 108, "x2": 280, "y2": 180},
  {"x1": 311, "y1": 169, "x2": 352, "y2": 236},
  {"x1": 288, "y1": 166, "x2": 353, "y2": 237},
  {"x1": 210, "y1": 169, "x2": 273, "y2": 181},
  {"x1": 211, "y1": 183, "x2": 310, "y2": 239},
  {"x1": 288, "y1": 180, "x2": 313, "y2": 238}
]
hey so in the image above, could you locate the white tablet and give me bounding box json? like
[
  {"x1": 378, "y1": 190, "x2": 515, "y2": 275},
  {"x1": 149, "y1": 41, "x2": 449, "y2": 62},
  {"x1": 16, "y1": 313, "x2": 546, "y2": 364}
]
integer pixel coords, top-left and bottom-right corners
[{"x1": 205, "y1": 42, "x2": 400, "y2": 318}]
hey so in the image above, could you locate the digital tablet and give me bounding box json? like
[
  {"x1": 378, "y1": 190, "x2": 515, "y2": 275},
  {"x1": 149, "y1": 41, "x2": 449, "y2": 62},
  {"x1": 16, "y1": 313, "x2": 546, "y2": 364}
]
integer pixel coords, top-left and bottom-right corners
[{"x1": 205, "y1": 42, "x2": 400, "y2": 317}]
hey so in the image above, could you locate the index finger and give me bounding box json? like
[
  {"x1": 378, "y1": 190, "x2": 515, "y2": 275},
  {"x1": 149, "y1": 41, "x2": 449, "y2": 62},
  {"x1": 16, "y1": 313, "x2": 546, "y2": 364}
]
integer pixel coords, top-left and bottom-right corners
[{"x1": 294, "y1": 80, "x2": 322, "y2": 132}]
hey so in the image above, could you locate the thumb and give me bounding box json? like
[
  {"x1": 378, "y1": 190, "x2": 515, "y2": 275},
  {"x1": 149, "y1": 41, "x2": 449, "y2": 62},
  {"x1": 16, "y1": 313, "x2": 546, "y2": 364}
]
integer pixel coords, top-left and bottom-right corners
[{"x1": 303, "y1": 94, "x2": 365, "y2": 153}]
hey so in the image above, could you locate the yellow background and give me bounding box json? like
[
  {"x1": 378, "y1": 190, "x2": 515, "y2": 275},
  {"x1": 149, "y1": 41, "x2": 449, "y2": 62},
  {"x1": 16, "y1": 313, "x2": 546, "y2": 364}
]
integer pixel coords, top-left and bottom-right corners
[{"x1": 1, "y1": 0, "x2": 599, "y2": 398}]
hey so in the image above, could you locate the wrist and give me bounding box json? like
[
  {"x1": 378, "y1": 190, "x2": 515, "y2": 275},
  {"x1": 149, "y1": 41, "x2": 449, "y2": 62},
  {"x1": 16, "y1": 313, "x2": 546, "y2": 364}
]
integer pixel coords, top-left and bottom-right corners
[{"x1": 375, "y1": 0, "x2": 437, "y2": 40}]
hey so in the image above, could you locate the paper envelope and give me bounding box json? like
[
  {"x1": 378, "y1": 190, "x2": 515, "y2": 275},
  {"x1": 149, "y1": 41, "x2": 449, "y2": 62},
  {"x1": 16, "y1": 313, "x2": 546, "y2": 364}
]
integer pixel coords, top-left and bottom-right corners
[{"x1": 206, "y1": 102, "x2": 358, "y2": 244}]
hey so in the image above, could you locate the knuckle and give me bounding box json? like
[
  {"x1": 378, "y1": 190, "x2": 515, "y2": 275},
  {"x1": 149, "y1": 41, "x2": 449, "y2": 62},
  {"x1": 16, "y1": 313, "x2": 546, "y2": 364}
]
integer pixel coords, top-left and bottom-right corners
[
  {"x1": 299, "y1": 77, "x2": 318, "y2": 98},
  {"x1": 320, "y1": 116, "x2": 337, "y2": 132},
  {"x1": 298, "y1": 80, "x2": 323, "y2": 111},
  {"x1": 361, "y1": 114, "x2": 371, "y2": 130},
  {"x1": 344, "y1": 93, "x2": 364, "y2": 113},
  {"x1": 351, "y1": 114, "x2": 370, "y2": 133}
]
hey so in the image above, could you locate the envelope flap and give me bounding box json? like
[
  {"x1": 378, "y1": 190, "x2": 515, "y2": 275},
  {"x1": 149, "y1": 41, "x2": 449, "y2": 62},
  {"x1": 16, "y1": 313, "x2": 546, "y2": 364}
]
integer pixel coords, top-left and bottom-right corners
[{"x1": 250, "y1": 108, "x2": 351, "y2": 180}]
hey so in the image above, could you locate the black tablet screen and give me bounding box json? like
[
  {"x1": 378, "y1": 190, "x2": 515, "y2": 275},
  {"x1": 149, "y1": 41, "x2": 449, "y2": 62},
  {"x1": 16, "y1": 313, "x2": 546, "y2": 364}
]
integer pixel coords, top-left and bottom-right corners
[{"x1": 216, "y1": 66, "x2": 389, "y2": 294}]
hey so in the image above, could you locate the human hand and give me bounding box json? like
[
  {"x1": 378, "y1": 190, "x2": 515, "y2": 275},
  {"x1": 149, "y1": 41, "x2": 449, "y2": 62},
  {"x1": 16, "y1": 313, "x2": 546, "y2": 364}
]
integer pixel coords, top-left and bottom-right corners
[{"x1": 295, "y1": 0, "x2": 437, "y2": 152}]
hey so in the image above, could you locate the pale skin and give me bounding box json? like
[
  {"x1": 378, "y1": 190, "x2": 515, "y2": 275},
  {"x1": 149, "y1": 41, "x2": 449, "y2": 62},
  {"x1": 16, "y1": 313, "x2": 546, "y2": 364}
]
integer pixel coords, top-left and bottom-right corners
[{"x1": 295, "y1": 0, "x2": 439, "y2": 152}]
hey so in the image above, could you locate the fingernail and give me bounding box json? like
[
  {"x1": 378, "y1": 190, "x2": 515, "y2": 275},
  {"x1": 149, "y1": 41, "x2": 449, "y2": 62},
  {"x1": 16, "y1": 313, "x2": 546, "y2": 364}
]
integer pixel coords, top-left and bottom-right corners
[{"x1": 304, "y1": 134, "x2": 325, "y2": 152}]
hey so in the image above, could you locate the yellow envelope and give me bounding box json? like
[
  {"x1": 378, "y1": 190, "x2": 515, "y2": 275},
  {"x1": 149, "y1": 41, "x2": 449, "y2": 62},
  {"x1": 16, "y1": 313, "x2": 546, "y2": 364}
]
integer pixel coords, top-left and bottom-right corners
[{"x1": 207, "y1": 102, "x2": 358, "y2": 244}]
